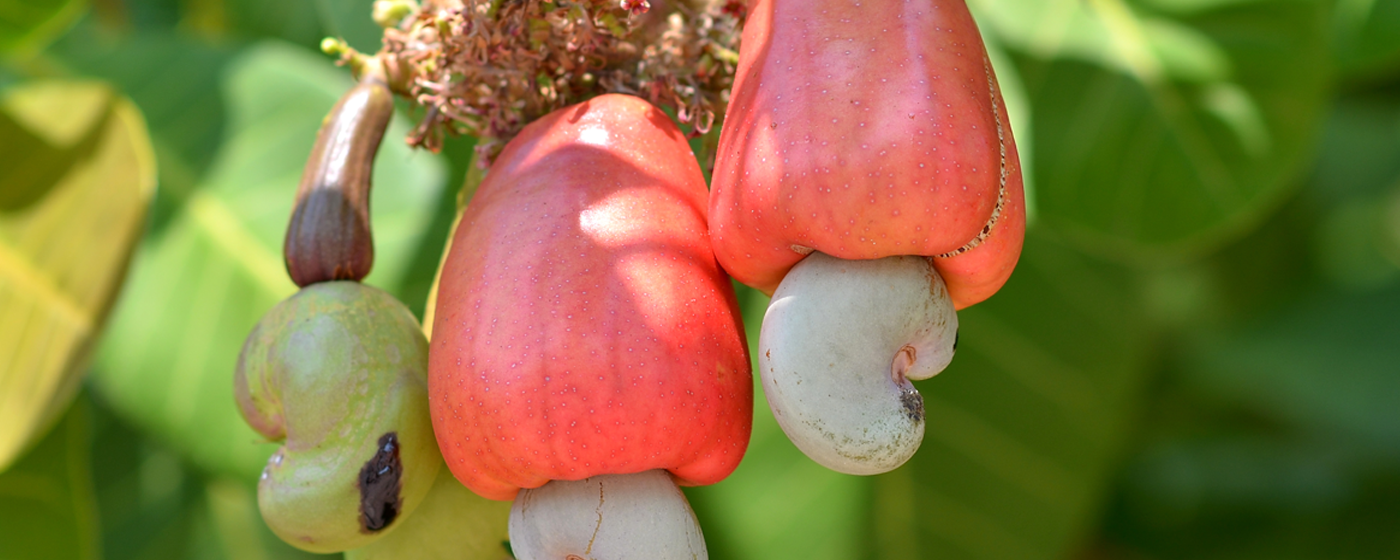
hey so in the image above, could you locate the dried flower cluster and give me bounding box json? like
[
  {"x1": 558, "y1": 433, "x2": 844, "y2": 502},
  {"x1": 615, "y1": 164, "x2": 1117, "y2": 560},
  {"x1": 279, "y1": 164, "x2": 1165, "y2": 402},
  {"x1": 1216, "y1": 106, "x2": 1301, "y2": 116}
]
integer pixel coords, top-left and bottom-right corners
[{"x1": 372, "y1": 0, "x2": 745, "y2": 167}]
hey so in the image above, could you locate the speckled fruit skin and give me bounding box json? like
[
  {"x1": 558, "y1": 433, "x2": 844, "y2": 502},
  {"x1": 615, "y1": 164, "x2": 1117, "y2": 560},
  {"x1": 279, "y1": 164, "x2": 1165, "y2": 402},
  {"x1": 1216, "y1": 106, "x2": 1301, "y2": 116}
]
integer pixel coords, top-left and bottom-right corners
[
  {"x1": 710, "y1": 0, "x2": 1026, "y2": 309},
  {"x1": 429, "y1": 94, "x2": 753, "y2": 502}
]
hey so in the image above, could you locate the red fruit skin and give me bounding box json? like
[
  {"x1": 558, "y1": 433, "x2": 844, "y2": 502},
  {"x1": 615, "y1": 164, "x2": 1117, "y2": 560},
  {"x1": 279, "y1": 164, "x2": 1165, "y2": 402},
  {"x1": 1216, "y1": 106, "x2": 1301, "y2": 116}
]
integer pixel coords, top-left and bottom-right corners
[
  {"x1": 429, "y1": 94, "x2": 753, "y2": 501},
  {"x1": 710, "y1": 0, "x2": 1025, "y2": 309}
]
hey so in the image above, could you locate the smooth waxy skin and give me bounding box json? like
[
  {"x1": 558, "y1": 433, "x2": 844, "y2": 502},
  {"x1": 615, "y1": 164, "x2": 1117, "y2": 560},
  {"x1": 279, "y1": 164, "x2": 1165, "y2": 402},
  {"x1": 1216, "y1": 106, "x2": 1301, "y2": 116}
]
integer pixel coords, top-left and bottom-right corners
[
  {"x1": 710, "y1": 0, "x2": 1025, "y2": 309},
  {"x1": 760, "y1": 253, "x2": 957, "y2": 474},
  {"x1": 509, "y1": 470, "x2": 708, "y2": 560},
  {"x1": 429, "y1": 94, "x2": 752, "y2": 501},
  {"x1": 284, "y1": 74, "x2": 392, "y2": 287},
  {"x1": 235, "y1": 282, "x2": 439, "y2": 552}
]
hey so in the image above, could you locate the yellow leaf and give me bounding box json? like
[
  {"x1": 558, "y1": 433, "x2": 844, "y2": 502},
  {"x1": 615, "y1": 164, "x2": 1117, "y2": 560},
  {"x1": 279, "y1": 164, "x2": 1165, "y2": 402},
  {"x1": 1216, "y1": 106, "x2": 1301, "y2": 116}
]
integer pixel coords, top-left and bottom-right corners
[{"x1": 0, "y1": 80, "x2": 156, "y2": 472}]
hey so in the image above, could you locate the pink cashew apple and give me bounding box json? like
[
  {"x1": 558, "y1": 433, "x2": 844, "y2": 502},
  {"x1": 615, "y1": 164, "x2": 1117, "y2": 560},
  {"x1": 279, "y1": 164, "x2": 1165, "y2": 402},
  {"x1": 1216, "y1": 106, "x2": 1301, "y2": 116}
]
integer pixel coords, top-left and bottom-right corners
[
  {"x1": 709, "y1": 0, "x2": 1026, "y2": 474},
  {"x1": 429, "y1": 94, "x2": 751, "y2": 558}
]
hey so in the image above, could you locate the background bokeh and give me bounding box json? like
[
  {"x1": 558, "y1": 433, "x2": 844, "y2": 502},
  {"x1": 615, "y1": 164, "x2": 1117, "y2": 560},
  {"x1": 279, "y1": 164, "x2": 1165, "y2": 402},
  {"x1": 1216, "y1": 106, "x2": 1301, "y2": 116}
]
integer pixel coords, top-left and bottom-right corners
[{"x1": 3, "y1": 0, "x2": 1400, "y2": 558}]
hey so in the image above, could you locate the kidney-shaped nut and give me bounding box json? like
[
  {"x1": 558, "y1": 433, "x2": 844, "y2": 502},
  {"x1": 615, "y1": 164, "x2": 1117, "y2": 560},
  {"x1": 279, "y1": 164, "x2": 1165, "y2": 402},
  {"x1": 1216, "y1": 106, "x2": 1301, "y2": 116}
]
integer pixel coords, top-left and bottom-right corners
[
  {"x1": 234, "y1": 281, "x2": 440, "y2": 553},
  {"x1": 760, "y1": 253, "x2": 958, "y2": 475}
]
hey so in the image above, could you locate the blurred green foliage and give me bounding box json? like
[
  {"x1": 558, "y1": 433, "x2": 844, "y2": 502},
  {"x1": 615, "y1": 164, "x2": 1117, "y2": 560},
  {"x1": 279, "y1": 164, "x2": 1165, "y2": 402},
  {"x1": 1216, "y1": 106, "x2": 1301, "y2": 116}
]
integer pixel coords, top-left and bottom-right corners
[
  {"x1": 3, "y1": 0, "x2": 1400, "y2": 559},
  {"x1": 0, "y1": 79, "x2": 154, "y2": 474}
]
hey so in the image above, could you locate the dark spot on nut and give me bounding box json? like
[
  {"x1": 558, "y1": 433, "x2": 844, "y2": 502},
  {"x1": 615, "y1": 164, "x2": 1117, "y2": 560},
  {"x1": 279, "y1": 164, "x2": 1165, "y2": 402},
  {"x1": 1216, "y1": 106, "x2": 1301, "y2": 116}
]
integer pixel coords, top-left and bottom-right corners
[
  {"x1": 953, "y1": 330, "x2": 959, "y2": 352},
  {"x1": 358, "y1": 432, "x2": 403, "y2": 533},
  {"x1": 899, "y1": 386, "x2": 924, "y2": 424}
]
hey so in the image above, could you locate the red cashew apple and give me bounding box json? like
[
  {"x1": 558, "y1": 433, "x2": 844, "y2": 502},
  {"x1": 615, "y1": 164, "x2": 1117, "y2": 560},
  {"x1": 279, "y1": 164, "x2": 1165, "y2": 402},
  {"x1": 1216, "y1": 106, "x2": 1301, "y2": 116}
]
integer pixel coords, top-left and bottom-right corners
[
  {"x1": 429, "y1": 94, "x2": 751, "y2": 557},
  {"x1": 709, "y1": 0, "x2": 1026, "y2": 474}
]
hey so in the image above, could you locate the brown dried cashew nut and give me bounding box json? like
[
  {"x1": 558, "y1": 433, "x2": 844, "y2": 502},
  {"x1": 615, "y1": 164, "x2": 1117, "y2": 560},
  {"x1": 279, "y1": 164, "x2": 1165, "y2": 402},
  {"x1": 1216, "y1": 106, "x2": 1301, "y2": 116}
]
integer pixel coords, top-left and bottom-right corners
[{"x1": 283, "y1": 69, "x2": 392, "y2": 287}]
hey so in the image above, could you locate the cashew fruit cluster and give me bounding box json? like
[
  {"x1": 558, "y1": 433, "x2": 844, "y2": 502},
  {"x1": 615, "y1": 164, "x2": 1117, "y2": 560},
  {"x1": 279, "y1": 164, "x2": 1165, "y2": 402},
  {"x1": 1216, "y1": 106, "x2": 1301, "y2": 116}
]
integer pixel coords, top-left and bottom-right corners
[
  {"x1": 236, "y1": 0, "x2": 1027, "y2": 554},
  {"x1": 233, "y1": 67, "x2": 443, "y2": 553}
]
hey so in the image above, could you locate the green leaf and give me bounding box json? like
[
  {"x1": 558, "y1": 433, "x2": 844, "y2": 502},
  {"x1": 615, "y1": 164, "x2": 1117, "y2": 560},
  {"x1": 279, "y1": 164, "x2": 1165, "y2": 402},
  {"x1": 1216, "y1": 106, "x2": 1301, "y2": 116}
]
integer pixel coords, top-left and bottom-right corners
[
  {"x1": 90, "y1": 394, "x2": 217, "y2": 559},
  {"x1": 86, "y1": 392, "x2": 327, "y2": 560},
  {"x1": 1096, "y1": 281, "x2": 1400, "y2": 559},
  {"x1": 0, "y1": 0, "x2": 86, "y2": 57},
  {"x1": 0, "y1": 80, "x2": 156, "y2": 472},
  {"x1": 49, "y1": 29, "x2": 239, "y2": 210},
  {"x1": 1301, "y1": 93, "x2": 1400, "y2": 306},
  {"x1": 1086, "y1": 87, "x2": 1400, "y2": 556},
  {"x1": 312, "y1": 0, "x2": 389, "y2": 55},
  {"x1": 91, "y1": 40, "x2": 447, "y2": 480},
  {"x1": 0, "y1": 89, "x2": 104, "y2": 211},
  {"x1": 1135, "y1": 92, "x2": 1400, "y2": 331},
  {"x1": 172, "y1": 0, "x2": 383, "y2": 54},
  {"x1": 63, "y1": 0, "x2": 385, "y2": 57},
  {"x1": 1106, "y1": 430, "x2": 1400, "y2": 559},
  {"x1": 0, "y1": 395, "x2": 101, "y2": 560},
  {"x1": 346, "y1": 466, "x2": 512, "y2": 560},
  {"x1": 971, "y1": 0, "x2": 1332, "y2": 262},
  {"x1": 1186, "y1": 284, "x2": 1400, "y2": 452},
  {"x1": 1173, "y1": 92, "x2": 1400, "y2": 448},
  {"x1": 1333, "y1": 0, "x2": 1400, "y2": 79},
  {"x1": 1307, "y1": 95, "x2": 1400, "y2": 203},
  {"x1": 223, "y1": 0, "x2": 379, "y2": 52},
  {"x1": 1312, "y1": 194, "x2": 1400, "y2": 290},
  {"x1": 871, "y1": 230, "x2": 1151, "y2": 560}
]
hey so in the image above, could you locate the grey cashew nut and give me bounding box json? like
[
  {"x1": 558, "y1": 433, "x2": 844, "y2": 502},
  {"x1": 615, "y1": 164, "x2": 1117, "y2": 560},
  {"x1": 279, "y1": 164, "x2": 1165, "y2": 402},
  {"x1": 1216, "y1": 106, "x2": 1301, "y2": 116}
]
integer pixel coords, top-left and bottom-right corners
[{"x1": 759, "y1": 253, "x2": 958, "y2": 475}]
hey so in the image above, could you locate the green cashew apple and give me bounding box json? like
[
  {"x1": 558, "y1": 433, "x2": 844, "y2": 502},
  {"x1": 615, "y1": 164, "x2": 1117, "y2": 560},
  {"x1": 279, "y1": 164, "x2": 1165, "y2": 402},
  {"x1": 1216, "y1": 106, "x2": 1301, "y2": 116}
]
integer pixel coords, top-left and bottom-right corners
[
  {"x1": 234, "y1": 281, "x2": 440, "y2": 553},
  {"x1": 345, "y1": 466, "x2": 512, "y2": 560}
]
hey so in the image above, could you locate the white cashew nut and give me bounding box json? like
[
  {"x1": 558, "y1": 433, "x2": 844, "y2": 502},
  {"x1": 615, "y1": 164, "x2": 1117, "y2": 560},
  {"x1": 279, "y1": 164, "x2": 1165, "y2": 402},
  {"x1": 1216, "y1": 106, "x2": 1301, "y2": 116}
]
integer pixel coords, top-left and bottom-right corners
[
  {"x1": 759, "y1": 252, "x2": 958, "y2": 475},
  {"x1": 509, "y1": 470, "x2": 707, "y2": 560}
]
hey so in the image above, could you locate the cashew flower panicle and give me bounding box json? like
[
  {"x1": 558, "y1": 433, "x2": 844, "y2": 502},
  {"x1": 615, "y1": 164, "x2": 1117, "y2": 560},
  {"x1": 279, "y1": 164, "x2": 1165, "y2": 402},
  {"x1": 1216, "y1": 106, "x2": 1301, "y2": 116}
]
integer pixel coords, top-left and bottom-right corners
[{"x1": 378, "y1": 0, "x2": 746, "y2": 165}]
